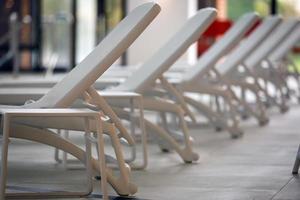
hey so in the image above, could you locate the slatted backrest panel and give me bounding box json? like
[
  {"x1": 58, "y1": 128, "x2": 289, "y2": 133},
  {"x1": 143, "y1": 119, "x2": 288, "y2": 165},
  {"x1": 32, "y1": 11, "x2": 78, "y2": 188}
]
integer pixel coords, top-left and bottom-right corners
[
  {"x1": 112, "y1": 8, "x2": 217, "y2": 93},
  {"x1": 216, "y1": 16, "x2": 281, "y2": 76},
  {"x1": 27, "y1": 3, "x2": 160, "y2": 108},
  {"x1": 244, "y1": 19, "x2": 298, "y2": 70},
  {"x1": 182, "y1": 12, "x2": 259, "y2": 82},
  {"x1": 269, "y1": 24, "x2": 300, "y2": 62}
]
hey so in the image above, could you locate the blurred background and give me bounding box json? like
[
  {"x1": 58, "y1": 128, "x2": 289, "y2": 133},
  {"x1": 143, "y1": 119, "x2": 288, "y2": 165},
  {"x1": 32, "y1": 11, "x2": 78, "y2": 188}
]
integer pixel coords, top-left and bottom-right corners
[{"x1": 0, "y1": 0, "x2": 299, "y2": 73}]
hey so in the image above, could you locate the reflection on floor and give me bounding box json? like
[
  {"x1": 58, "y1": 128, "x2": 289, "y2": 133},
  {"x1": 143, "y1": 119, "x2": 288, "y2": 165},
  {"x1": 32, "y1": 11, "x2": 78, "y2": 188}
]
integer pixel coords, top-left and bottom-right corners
[{"x1": 3, "y1": 105, "x2": 300, "y2": 200}]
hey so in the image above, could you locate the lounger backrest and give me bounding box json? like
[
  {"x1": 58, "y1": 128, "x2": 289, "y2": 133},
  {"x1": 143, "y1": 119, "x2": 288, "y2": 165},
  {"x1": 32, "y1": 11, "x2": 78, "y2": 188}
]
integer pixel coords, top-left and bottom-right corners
[
  {"x1": 216, "y1": 16, "x2": 281, "y2": 76},
  {"x1": 112, "y1": 8, "x2": 217, "y2": 93},
  {"x1": 26, "y1": 3, "x2": 160, "y2": 108},
  {"x1": 182, "y1": 12, "x2": 259, "y2": 82},
  {"x1": 269, "y1": 24, "x2": 300, "y2": 62},
  {"x1": 244, "y1": 19, "x2": 298, "y2": 70}
]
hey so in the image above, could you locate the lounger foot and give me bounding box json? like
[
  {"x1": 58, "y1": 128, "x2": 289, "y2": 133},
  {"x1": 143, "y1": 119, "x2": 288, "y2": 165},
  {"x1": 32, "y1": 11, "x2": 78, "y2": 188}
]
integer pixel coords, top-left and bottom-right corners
[
  {"x1": 181, "y1": 148, "x2": 199, "y2": 163},
  {"x1": 238, "y1": 108, "x2": 249, "y2": 120},
  {"x1": 285, "y1": 93, "x2": 291, "y2": 100},
  {"x1": 230, "y1": 131, "x2": 243, "y2": 139},
  {"x1": 161, "y1": 148, "x2": 171, "y2": 153},
  {"x1": 227, "y1": 124, "x2": 243, "y2": 139},
  {"x1": 157, "y1": 139, "x2": 174, "y2": 153},
  {"x1": 215, "y1": 126, "x2": 223, "y2": 132},
  {"x1": 292, "y1": 145, "x2": 300, "y2": 175},
  {"x1": 259, "y1": 117, "x2": 269, "y2": 126},
  {"x1": 241, "y1": 114, "x2": 250, "y2": 120},
  {"x1": 264, "y1": 101, "x2": 271, "y2": 109},
  {"x1": 114, "y1": 182, "x2": 138, "y2": 196},
  {"x1": 280, "y1": 105, "x2": 289, "y2": 113},
  {"x1": 158, "y1": 141, "x2": 173, "y2": 153}
]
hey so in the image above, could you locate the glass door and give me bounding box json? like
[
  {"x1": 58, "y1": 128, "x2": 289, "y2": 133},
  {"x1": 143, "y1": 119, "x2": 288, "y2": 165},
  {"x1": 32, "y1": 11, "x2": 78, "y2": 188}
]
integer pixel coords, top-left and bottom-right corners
[
  {"x1": 0, "y1": 0, "x2": 40, "y2": 72},
  {"x1": 41, "y1": 0, "x2": 75, "y2": 71}
]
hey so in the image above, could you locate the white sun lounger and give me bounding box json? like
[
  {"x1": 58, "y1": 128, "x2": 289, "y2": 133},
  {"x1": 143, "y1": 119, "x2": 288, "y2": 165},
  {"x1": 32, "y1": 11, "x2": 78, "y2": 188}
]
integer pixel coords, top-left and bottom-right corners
[
  {"x1": 0, "y1": 2, "x2": 160, "y2": 198},
  {"x1": 101, "y1": 8, "x2": 217, "y2": 162},
  {"x1": 167, "y1": 13, "x2": 260, "y2": 137},
  {"x1": 0, "y1": 15, "x2": 259, "y2": 139},
  {"x1": 230, "y1": 19, "x2": 299, "y2": 113},
  {"x1": 0, "y1": 8, "x2": 217, "y2": 163},
  {"x1": 188, "y1": 16, "x2": 281, "y2": 125},
  {"x1": 258, "y1": 23, "x2": 300, "y2": 103}
]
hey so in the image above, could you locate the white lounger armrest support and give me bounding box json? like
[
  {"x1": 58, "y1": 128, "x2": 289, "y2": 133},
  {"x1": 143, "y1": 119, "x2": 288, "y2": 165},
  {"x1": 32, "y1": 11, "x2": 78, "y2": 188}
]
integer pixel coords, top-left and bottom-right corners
[{"x1": 158, "y1": 76, "x2": 196, "y2": 122}]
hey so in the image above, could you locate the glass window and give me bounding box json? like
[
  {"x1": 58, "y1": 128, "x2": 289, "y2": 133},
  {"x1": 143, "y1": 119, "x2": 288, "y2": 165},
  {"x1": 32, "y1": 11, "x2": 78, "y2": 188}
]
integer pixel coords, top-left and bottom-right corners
[
  {"x1": 278, "y1": 0, "x2": 300, "y2": 17},
  {"x1": 76, "y1": 0, "x2": 96, "y2": 64},
  {"x1": 0, "y1": 0, "x2": 40, "y2": 72},
  {"x1": 41, "y1": 0, "x2": 73, "y2": 70}
]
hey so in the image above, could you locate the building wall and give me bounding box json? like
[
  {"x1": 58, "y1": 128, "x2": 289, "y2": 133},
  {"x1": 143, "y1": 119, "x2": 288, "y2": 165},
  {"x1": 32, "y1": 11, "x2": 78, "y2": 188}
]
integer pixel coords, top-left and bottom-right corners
[{"x1": 126, "y1": 0, "x2": 197, "y2": 65}]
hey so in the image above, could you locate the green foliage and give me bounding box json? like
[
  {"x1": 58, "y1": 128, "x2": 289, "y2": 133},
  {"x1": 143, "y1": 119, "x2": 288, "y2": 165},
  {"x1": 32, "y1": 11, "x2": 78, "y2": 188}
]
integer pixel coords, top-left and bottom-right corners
[{"x1": 227, "y1": 0, "x2": 270, "y2": 21}]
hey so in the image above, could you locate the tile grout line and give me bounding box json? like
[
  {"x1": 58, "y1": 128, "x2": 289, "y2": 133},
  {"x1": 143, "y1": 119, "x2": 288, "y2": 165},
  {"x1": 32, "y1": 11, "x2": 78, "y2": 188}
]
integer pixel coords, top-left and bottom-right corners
[{"x1": 270, "y1": 176, "x2": 295, "y2": 200}]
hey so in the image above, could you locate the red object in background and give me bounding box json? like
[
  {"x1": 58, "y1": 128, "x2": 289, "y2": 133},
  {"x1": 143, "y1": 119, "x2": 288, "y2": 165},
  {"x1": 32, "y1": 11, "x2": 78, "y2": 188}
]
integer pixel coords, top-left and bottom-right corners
[
  {"x1": 197, "y1": 19, "x2": 232, "y2": 57},
  {"x1": 197, "y1": 18, "x2": 300, "y2": 56},
  {"x1": 293, "y1": 46, "x2": 300, "y2": 53},
  {"x1": 197, "y1": 18, "x2": 261, "y2": 57}
]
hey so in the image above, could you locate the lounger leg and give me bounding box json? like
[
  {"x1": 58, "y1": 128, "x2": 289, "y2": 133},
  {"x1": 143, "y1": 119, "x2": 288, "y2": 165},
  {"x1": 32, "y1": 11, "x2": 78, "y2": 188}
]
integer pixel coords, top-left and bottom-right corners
[
  {"x1": 240, "y1": 87, "x2": 250, "y2": 118},
  {"x1": 265, "y1": 78, "x2": 289, "y2": 113},
  {"x1": 123, "y1": 99, "x2": 137, "y2": 164},
  {"x1": 265, "y1": 66, "x2": 289, "y2": 111},
  {"x1": 291, "y1": 62, "x2": 300, "y2": 102},
  {"x1": 145, "y1": 98, "x2": 199, "y2": 162},
  {"x1": 0, "y1": 115, "x2": 9, "y2": 200},
  {"x1": 55, "y1": 129, "x2": 85, "y2": 170},
  {"x1": 157, "y1": 111, "x2": 174, "y2": 152},
  {"x1": 257, "y1": 79, "x2": 283, "y2": 110},
  {"x1": 10, "y1": 123, "x2": 137, "y2": 196},
  {"x1": 278, "y1": 85, "x2": 289, "y2": 113},
  {"x1": 109, "y1": 106, "x2": 148, "y2": 169},
  {"x1": 292, "y1": 144, "x2": 300, "y2": 175},
  {"x1": 215, "y1": 96, "x2": 222, "y2": 115},
  {"x1": 114, "y1": 100, "x2": 199, "y2": 162},
  {"x1": 214, "y1": 95, "x2": 229, "y2": 130},
  {"x1": 184, "y1": 96, "x2": 243, "y2": 138},
  {"x1": 157, "y1": 111, "x2": 189, "y2": 148},
  {"x1": 255, "y1": 70, "x2": 289, "y2": 113},
  {"x1": 230, "y1": 84, "x2": 269, "y2": 126},
  {"x1": 93, "y1": 116, "x2": 108, "y2": 200},
  {"x1": 87, "y1": 87, "x2": 135, "y2": 145},
  {"x1": 62, "y1": 130, "x2": 69, "y2": 169},
  {"x1": 54, "y1": 129, "x2": 61, "y2": 163},
  {"x1": 136, "y1": 97, "x2": 148, "y2": 169},
  {"x1": 144, "y1": 118, "x2": 199, "y2": 162},
  {"x1": 262, "y1": 79, "x2": 272, "y2": 108},
  {"x1": 290, "y1": 73, "x2": 300, "y2": 102},
  {"x1": 286, "y1": 58, "x2": 300, "y2": 102},
  {"x1": 219, "y1": 90, "x2": 243, "y2": 136},
  {"x1": 83, "y1": 121, "x2": 93, "y2": 196},
  {"x1": 107, "y1": 125, "x2": 132, "y2": 193},
  {"x1": 248, "y1": 84, "x2": 269, "y2": 123}
]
